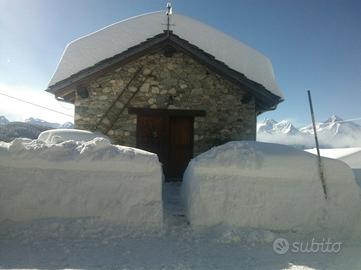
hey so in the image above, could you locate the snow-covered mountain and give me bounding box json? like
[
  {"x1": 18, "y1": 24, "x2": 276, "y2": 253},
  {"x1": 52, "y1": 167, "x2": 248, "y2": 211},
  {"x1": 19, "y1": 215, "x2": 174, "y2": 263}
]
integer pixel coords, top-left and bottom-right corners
[
  {"x1": 0, "y1": 122, "x2": 49, "y2": 142},
  {"x1": 257, "y1": 119, "x2": 301, "y2": 136},
  {"x1": 300, "y1": 115, "x2": 361, "y2": 137},
  {"x1": 299, "y1": 115, "x2": 343, "y2": 134},
  {"x1": 256, "y1": 119, "x2": 277, "y2": 134},
  {"x1": 0, "y1": 116, "x2": 74, "y2": 142},
  {"x1": 257, "y1": 115, "x2": 361, "y2": 148},
  {"x1": 25, "y1": 117, "x2": 74, "y2": 129},
  {"x1": 61, "y1": 121, "x2": 75, "y2": 129},
  {"x1": 0, "y1": 116, "x2": 9, "y2": 125}
]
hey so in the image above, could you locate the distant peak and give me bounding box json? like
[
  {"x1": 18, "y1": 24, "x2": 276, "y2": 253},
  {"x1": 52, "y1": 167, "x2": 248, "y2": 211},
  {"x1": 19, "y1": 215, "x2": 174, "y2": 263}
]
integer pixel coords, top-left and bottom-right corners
[
  {"x1": 277, "y1": 120, "x2": 291, "y2": 125},
  {"x1": 0, "y1": 115, "x2": 9, "y2": 125},
  {"x1": 275, "y1": 120, "x2": 294, "y2": 129},
  {"x1": 25, "y1": 117, "x2": 38, "y2": 121},
  {"x1": 325, "y1": 115, "x2": 343, "y2": 123},
  {"x1": 262, "y1": 118, "x2": 277, "y2": 124}
]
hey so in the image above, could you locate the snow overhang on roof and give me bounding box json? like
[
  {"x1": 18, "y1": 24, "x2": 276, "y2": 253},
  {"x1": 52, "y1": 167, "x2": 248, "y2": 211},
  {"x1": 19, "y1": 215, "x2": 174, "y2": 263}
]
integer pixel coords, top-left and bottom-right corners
[{"x1": 46, "y1": 11, "x2": 284, "y2": 109}]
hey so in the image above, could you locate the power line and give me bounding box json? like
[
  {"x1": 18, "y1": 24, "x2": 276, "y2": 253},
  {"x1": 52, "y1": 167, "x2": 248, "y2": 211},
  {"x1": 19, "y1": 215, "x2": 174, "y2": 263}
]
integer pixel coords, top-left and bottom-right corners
[
  {"x1": 57, "y1": 99, "x2": 73, "y2": 111},
  {"x1": 0, "y1": 92, "x2": 73, "y2": 118},
  {"x1": 1, "y1": 91, "x2": 359, "y2": 124},
  {"x1": 311, "y1": 117, "x2": 361, "y2": 125}
]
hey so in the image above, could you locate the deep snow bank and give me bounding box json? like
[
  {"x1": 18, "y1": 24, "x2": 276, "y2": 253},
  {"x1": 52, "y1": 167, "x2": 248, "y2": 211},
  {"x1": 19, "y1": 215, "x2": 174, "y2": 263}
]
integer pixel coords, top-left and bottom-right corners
[
  {"x1": 305, "y1": 147, "x2": 361, "y2": 187},
  {"x1": 0, "y1": 138, "x2": 163, "y2": 229},
  {"x1": 182, "y1": 141, "x2": 361, "y2": 237}
]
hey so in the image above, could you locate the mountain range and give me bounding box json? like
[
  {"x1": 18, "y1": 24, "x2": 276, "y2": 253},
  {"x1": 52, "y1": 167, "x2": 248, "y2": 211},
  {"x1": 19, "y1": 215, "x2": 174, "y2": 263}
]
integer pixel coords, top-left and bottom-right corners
[
  {"x1": 24, "y1": 117, "x2": 74, "y2": 129},
  {"x1": 257, "y1": 115, "x2": 361, "y2": 148},
  {"x1": 0, "y1": 115, "x2": 359, "y2": 148},
  {"x1": 0, "y1": 116, "x2": 74, "y2": 142}
]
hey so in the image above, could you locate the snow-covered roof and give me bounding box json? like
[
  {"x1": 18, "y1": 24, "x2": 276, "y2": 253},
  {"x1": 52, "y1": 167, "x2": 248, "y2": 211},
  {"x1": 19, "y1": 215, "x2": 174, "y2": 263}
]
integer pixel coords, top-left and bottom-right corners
[{"x1": 49, "y1": 11, "x2": 283, "y2": 98}]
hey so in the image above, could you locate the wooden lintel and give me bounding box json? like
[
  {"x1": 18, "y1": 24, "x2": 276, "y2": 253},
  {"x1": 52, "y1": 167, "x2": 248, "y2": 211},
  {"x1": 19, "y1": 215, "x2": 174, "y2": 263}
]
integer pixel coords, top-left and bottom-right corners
[{"x1": 128, "y1": 107, "x2": 206, "y2": 117}]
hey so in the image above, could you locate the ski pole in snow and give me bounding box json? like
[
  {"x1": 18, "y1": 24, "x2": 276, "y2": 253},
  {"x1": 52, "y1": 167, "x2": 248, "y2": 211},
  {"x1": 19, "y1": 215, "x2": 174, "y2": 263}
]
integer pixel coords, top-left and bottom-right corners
[{"x1": 307, "y1": 90, "x2": 327, "y2": 200}]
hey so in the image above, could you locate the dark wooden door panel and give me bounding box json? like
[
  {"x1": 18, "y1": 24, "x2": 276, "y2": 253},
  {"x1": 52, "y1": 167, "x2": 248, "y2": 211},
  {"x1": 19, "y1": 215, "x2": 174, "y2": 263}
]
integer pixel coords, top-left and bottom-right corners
[
  {"x1": 135, "y1": 112, "x2": 194, "y2": 180},
  {"x1": 136, "y1": 115, "x2": 166, "y2": 164},
  {"x1": 168, "y1": 117, "x2": 193, "y2": 178}
]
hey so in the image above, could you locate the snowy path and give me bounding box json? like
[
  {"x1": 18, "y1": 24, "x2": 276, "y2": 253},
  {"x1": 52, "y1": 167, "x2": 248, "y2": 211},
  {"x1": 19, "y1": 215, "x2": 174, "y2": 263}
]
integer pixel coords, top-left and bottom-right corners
[
  {"x1": 0, "y1": 183, "x2": 360, "y2": 269},
  {"x1": 163, "y1": 182, "x2": 188, "y2": 229}
]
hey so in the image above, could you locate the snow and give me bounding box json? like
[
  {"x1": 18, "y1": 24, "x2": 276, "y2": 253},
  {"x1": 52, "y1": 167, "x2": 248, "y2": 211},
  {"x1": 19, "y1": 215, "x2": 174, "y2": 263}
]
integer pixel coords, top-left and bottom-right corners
[
  {"x1": 182, "y1": 141, "x2": 361, "y2": 237},
  {"x1": 305, "y1": 147, "x2": 361, "y2": 187},
  {"x1": 0, "y1": 148, "x2": 361, "y2": 270},
  {"x1": 0, "y1": 138, "x2": 163, "y2": 228},
  {"x1": 49, "y1": 11, "x2": 283, "y2": 98},
  {"x1": 258, "y1": 119, "x2": 300, "y2": 136},
  {"x1": 1, "y1": 138, "x2": 361, "y2": 268},
  {"x1": 0, "y1": 182, "x2": 360, "y2": 269},
  {"x1": 300, "y1": 116, "x2": 348, "y2": 135},
  {"x1": 38, "y1": 128, "x2": 110, "y2": 144},
  {"x1": 257, "y1": 119, "x2": 278, "y2": 133},
  {"x1": 299, "y1": 115, "x2": 361, "y2": 141},
  {"x1": 257, "y1": 116, "x2": 361, "y2": 148},
  {"x1": 305, "y1": 147, "x2": 361, "y2": 163}
]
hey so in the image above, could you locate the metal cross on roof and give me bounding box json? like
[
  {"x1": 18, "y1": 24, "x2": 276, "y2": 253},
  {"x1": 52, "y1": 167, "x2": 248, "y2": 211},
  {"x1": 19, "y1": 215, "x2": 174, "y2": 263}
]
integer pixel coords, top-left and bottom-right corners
[{"x1": 164, "y1": 2, "x2": 175, "y2": 35}]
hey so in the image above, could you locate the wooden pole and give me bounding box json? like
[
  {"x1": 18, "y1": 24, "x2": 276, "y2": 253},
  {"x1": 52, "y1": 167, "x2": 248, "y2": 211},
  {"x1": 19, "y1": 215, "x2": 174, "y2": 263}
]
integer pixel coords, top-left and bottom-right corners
[{"x1": 307, "y1": 90, "x2": 327, "y2": 200}]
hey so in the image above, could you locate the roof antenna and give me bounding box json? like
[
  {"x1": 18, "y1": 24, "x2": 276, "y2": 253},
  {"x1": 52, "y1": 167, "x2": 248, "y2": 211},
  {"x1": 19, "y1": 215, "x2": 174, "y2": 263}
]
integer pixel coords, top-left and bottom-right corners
[{"x1": 166, "y1": 2, "x2": 172, "y2": 35}]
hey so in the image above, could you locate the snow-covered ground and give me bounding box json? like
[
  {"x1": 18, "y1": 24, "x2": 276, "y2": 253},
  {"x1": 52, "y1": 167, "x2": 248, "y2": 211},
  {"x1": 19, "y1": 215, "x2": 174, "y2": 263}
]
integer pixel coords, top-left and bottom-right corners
[
  {"x1": 0, "y1": 183, "x2": 360, "y2": 270},
  {"x1": 1, "y1": 139, "x2": 361, "y2": 269}
]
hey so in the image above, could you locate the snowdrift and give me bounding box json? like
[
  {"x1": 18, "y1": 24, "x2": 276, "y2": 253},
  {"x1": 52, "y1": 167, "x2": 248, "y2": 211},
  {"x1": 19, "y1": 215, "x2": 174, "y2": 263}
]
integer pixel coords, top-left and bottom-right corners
[
  {"x1": 0, "y1": 138, "x2": 163, "y2": 229},
  {"x1": 38, "y1": 128, "x2": 111, "y2": 144},
  {"x1": 306, "y1": 147, "x2": 361, "y2": 187},
  {"x1": 182, "y1": 141, "x2": 361, "y2": 237}
]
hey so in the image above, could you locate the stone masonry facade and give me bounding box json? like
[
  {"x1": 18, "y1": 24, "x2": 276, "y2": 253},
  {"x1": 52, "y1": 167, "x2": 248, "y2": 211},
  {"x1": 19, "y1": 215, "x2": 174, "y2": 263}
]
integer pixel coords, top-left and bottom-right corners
[{"x1": 75, "y1": 50, "x2": 256, "y2": 155}]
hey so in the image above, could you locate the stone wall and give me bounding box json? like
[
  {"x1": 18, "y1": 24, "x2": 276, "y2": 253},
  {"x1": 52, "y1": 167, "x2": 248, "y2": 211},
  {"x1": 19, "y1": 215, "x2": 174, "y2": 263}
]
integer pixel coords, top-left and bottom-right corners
[{"x1": 75, "y1": 50, "x2": 256, "y2": 155}]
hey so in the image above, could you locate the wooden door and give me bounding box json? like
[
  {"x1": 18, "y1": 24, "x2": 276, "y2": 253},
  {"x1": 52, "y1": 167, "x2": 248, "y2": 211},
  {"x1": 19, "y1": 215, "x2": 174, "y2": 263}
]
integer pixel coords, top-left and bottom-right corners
[
  {"x1": 167, "y1": 117, "x2": 194, "y2": 179},
  {"x1": 135, "y1": 112, "x2": 195, "y2": 180},
  {"x1": 136, "y1": 115, "x2": 167, "y2": 165}
]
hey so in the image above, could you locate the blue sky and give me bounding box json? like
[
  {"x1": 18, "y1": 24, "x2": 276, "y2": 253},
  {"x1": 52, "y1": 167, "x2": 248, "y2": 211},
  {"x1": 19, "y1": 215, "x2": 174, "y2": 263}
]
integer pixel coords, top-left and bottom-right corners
[{"x1": 0, "y1": 0, "x2": 360, "y2": 126}]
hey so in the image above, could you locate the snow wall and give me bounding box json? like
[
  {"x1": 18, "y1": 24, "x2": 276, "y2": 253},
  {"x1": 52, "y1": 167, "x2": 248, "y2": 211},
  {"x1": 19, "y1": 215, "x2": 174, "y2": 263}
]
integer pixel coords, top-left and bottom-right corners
[
  {"x1": 305, "y1": 147, "x2": 361, "y2": 188},
  {"x1": 182, "y1": 141, "x2": 361, "y2": 237},
  {"x1": 0, "y1": 138, "x2": 163, "y2": 229},
  {"x1": 332, "y1": 149, "x2": 361, "y2": 188}
]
